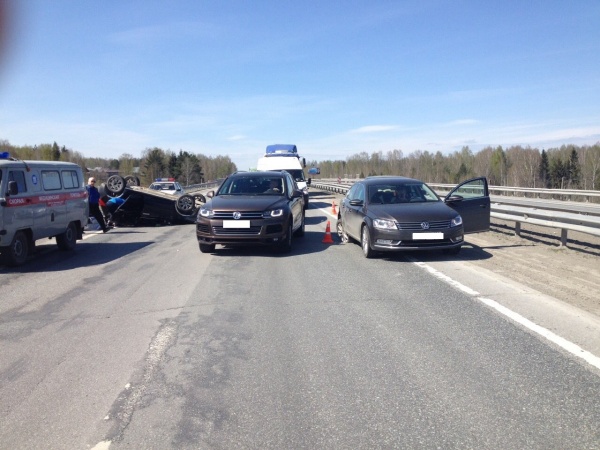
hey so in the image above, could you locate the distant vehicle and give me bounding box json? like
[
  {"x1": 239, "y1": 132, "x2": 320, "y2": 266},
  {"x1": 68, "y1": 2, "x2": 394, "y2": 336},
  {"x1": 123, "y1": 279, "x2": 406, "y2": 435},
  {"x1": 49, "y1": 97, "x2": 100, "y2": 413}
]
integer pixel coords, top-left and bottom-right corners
[
  {"x1": 0, "y1": 153, "x2": 88, "y2": 265},
  {"x1": 148, "y1": 178, "x2": 184, "y2": 196},
  {"x1": 195, "y1": 171, "x2": 305, "y2": 253},
  {"x1": 265, "y1": 144, "x2": 298, "y2": 156},
  {"x1": 102, "y1": 175, "x2": 203, "y2": 226},
  {"x1": 308, "y1": 167, "x2": 320, "y2": 175},
  {"x1": 257, "y1": 144, "x2": 310, "y2": 209},
  {"x1": 336, "y1": 176, "x2": 490, "y2": 258}
]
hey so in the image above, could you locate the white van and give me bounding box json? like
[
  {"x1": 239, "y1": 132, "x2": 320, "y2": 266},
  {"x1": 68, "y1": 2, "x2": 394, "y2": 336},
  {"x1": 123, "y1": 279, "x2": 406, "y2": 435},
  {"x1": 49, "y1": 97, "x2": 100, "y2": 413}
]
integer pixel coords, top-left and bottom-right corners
[
  {"x1": 257, "y1": 145, "x2": 311, "y2": 209},
  {"x1": 0, "y1": 153, "x2": 89, "y2": 266}
]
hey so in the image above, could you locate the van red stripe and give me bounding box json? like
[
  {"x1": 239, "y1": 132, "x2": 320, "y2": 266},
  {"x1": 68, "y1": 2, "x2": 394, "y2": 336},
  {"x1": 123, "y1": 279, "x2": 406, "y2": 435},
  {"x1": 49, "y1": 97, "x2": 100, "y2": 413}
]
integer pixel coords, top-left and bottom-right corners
[{"x1": 5, "y1": 191, "x2": 87, "y2": 207}]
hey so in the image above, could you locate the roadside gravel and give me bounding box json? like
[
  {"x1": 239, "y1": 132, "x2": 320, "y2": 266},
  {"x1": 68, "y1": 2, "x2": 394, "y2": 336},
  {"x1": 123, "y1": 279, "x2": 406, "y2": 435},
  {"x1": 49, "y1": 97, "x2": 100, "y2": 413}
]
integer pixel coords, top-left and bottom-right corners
[{"x1": 463, "y1": 219, "x2": 600, "y2": 317}]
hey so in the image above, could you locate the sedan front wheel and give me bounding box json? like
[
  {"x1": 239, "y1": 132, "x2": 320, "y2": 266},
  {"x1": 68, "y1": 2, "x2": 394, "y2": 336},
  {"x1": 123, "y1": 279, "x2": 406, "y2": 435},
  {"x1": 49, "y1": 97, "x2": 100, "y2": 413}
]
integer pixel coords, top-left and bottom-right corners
[
  {"x1": 361, "y1": 226, "x2": 375, "y2": 258},
  {"x1": 336, "y1": 220, "x2": 349, "y2": 244}
]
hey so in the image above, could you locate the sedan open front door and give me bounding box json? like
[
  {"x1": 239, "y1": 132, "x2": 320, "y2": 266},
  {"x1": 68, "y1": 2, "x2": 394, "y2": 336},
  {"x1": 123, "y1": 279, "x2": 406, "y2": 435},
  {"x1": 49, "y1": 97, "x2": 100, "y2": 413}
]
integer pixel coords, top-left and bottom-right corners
[{"x1": 444, "y1": 177, "x2": 490, "y2": 233}]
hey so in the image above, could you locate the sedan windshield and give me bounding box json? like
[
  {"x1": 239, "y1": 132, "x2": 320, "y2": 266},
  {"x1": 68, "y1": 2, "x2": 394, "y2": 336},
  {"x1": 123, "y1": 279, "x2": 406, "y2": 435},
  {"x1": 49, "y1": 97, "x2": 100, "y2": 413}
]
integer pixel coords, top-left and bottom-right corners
[
  {"x1": 218, "y1": 176, "x2": 286, "y2": 196},
  {"x1": 368, "y1": 183, "x2": 439, "y2": 204}
]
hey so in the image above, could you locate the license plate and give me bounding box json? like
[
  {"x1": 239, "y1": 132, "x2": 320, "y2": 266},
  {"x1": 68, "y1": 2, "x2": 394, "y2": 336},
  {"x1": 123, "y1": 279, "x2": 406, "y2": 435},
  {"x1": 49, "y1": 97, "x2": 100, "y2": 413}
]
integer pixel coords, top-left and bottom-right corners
[
  {"x1": 223, "y1": 220, "x2": 250, "y2": 228},
  {"x1": 412, "y1": 232, "x2": 443, "y2": 240}
]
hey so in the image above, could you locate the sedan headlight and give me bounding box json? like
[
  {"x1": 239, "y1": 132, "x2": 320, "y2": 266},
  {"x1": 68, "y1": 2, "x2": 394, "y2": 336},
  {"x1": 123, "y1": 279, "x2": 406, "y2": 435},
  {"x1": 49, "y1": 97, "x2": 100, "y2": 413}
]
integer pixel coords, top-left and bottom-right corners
[
  {"x1": 199, "y1": 207, "x2": 214, "y2": 218},
  {"x1": 451, "y1": 215, "x2": 463, "y2": 227},
  {"x1": 373, "y1": 218, "x2": 396, "y2": 230},
  {"x1": 263, "y1": 208, "x2": 284, "y2": 218}
]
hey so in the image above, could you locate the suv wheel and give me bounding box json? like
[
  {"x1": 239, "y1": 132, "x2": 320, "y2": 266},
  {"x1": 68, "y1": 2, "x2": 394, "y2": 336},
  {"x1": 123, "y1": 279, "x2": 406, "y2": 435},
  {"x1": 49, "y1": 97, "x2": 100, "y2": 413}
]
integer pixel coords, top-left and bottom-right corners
[
  {"x1": 279, "y1": 222, "x2": 292, "y2": 253},
  {"x1": 105, "y1": 175, "x2": 126, "y2": 196},
  {"x1": 199, "y1": 243, "x2": 215, "y2": 253},
  {"x1": 294, "y1": 212, "x2": 305, "y2": 237},
  {"x1": 175, "y1": 194, "x2": 196, "y2": 216}
]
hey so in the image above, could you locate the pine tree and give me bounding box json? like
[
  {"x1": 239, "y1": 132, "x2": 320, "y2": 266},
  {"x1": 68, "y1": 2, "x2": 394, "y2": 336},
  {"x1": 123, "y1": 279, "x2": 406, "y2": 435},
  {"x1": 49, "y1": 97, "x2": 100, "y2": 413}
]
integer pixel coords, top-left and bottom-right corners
[
  {"x1": 567, "y1": 148, "x2": 581, "y2": 188},
  {"x1": 538, "y1": 149, "x2": 550, "y2": 188}
]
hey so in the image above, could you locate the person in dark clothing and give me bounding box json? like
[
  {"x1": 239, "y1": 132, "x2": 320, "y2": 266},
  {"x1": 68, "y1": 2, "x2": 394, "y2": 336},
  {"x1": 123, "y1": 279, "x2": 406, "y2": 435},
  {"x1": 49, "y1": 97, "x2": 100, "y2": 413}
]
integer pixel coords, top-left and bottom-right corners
[{"x1": 87, "y1": 177, "x2": 109, "y2": 232}]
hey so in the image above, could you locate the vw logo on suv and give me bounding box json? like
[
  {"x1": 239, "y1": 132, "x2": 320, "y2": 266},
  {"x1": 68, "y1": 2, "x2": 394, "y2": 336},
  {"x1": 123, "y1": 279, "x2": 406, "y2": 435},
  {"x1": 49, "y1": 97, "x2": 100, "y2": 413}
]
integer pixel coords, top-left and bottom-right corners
[
  {"x1": 233, "y1": 211, "x2": 242, "y2": 220},
  {"x1": 421, "y1": 222, "x2": 430, "y2": 230}
]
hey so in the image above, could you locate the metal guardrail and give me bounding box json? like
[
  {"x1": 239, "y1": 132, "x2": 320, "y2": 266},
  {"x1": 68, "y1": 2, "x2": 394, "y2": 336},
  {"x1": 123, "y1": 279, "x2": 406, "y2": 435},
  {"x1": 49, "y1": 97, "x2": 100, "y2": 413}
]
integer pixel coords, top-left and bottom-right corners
[{"x1": 311, "y1": 180, "x2": 600, "y2": 247}]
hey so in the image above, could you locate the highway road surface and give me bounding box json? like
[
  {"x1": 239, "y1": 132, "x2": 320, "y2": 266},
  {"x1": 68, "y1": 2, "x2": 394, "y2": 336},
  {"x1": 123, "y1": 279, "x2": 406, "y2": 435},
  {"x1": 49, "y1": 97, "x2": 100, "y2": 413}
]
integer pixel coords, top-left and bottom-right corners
[{"x1": 1, "y1": 193, "x2": 599, "y2": 449}]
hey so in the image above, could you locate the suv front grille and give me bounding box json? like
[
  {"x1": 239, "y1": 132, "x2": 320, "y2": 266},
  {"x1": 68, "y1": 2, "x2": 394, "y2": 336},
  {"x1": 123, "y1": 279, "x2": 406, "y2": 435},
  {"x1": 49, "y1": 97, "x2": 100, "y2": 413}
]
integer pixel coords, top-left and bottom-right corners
[{"x1": 212, "y1": 211, "x2": 264, "y2": 219}]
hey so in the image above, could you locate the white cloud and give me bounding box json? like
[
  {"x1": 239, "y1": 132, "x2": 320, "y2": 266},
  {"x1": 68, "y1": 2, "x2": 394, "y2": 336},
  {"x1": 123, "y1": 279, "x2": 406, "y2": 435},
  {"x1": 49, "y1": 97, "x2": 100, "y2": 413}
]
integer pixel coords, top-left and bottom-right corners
[{"x1": 350, "y1": 125, "x2": 398, "y2": 134}]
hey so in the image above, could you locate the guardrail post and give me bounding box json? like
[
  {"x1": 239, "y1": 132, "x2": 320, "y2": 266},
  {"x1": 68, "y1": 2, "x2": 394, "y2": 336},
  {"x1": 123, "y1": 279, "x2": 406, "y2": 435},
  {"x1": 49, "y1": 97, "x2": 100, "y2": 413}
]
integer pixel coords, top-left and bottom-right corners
[
  {"x1": 560, "y1": 229, "x2": 568, "y2": 246},
  {"x1": 515, "y1": 221, "x2": 521, "y2": 237}
]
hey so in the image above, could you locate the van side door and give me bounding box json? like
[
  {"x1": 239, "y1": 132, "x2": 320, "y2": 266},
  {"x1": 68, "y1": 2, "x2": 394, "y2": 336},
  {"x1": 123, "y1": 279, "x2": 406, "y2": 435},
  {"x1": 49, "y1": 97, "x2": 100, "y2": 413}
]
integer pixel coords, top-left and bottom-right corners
[
  {"x1": 6, "y1": 169, "x2": 34, "y2": 231},
  {"x1": 61, "y1": 168, "x2": 87, "y2": 225},
  {"x1": 35, "y1": 169, "x2": 67, "y2": 237}
]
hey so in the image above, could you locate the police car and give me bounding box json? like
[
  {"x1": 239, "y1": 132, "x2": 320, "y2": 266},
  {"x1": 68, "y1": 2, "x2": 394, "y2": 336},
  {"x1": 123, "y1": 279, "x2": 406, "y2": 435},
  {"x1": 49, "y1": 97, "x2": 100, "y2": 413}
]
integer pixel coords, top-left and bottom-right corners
[{"x1": 148, "y1": 178, "x2": 184, "y2": 196}]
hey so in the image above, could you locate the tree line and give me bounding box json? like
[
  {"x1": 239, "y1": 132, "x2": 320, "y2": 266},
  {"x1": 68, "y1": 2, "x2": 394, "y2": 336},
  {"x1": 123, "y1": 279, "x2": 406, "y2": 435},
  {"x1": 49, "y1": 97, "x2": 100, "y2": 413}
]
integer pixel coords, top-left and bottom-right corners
[
  {"x1": 2, "y1": 139, "x2": 600, "y2": 191},
  {"x1": 0, "y1": 141, "x2": 237, "y2": 186},
  {"x1": 308, "y1": 143, "x2": 600, "y2": 191}
]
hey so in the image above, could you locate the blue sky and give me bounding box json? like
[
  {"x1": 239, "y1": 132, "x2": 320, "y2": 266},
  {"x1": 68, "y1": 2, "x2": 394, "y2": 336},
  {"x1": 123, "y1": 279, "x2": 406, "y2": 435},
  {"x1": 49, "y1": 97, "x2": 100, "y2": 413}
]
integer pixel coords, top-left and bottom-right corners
[{"x1": 1, "y1": 1, "x2": 599, "y2": 171}]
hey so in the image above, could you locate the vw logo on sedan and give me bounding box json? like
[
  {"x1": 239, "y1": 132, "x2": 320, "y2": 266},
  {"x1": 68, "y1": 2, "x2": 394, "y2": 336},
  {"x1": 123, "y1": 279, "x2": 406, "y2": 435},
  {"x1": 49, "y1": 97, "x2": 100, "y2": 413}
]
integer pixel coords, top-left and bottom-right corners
[
  {"x1": 421, "y1": 222, "x2": 430, "y2": 230},
  {"x1": 233, "y1": 211, "x2": 242, "y2": 220}
]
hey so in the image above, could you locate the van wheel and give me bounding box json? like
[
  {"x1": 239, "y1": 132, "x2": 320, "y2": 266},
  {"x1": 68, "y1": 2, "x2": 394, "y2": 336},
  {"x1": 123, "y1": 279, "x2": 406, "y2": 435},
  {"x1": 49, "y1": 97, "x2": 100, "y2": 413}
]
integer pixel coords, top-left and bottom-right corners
[
  {"x1": 56, "y1": 222, "x2": 77, "y2": 251},
  {"x1": 5, "y1": 231, "x2": 29, "y2": 266},
  {"x1": 105, "y1": 175, "x2": 126, "y2": 196}
]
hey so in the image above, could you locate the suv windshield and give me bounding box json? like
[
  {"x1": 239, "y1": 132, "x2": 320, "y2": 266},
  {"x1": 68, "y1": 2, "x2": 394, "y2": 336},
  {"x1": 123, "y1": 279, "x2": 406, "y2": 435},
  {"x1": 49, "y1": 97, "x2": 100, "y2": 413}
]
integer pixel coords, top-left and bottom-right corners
[{"x1": 217, "y1": 175, "x2": 286, "y2": 196}]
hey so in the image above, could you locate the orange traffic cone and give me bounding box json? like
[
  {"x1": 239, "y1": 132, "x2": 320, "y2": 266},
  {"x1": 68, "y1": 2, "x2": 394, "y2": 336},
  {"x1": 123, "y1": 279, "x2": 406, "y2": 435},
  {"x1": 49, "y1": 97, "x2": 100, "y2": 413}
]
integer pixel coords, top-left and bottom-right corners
[
  {"x1": 322, "y1": 220, "x2": 334, "y2": 244},
  {"x1": 331, "y1": 201, "x2": 337, "y2": 215}
]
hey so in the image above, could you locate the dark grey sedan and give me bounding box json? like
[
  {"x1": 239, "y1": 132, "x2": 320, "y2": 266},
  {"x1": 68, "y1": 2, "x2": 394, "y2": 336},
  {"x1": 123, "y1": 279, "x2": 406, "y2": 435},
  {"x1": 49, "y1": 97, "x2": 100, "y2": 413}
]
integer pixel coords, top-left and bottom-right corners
[{"x1": 336, "y1": 176, "x2": 490, "y2": 258}]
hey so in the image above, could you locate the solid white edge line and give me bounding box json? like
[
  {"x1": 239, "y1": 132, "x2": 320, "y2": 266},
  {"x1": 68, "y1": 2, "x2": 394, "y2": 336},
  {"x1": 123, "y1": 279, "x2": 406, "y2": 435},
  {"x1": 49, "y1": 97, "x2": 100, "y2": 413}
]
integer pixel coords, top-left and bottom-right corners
[
  {"x1": 411, "y1": 260, "x2": 600, "y2": 372},
  {"x1": 477, "y1": 296, "x2": 600, "y2": 370}
]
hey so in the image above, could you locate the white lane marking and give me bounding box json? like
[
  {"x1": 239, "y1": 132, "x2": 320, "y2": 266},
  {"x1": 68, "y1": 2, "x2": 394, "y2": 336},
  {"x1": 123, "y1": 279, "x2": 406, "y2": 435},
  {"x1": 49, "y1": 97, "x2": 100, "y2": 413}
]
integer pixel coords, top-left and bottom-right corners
[
  {"x1": 411, "y1": 259, "x2": 600, "y2": 372},
  {"x1": 478, "y1": 297, "x2": 600, "y2": 370},
  {"x1": 91, "y1": 441, "x2": 111, "y2": 450},
  {"x1": 325, "y1": 201, "x2": 600, "y2": 371}
]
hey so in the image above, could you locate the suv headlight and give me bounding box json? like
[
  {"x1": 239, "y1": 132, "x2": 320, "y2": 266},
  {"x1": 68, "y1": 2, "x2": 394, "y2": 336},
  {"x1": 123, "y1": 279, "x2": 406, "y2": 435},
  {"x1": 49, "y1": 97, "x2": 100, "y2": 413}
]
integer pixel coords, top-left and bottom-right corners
[
  {"x1": 373, "y1": 218, "x2": 396, "y2": 230},
  {"x1": 199, "y1": 207, "x2": 214, "y2": 218},
  {"x1": 451, "y1": 215, "x2": 463, "y2": 227},
  {"x1": 263, "y1": 208, "x2": 284, "y2": 218}
]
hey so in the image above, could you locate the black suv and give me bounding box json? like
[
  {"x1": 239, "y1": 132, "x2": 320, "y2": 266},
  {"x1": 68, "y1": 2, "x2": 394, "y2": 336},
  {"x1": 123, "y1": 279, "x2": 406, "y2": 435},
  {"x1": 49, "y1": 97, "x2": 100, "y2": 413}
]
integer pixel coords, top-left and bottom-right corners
[{"x1": 196, "y1": 171, "x2": 305, "y2": 253}]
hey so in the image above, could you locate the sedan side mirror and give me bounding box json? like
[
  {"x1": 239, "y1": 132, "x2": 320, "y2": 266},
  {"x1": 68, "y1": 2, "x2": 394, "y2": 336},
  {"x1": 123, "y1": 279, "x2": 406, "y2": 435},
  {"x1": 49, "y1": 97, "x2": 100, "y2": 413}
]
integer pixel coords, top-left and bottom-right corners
[{"x1": 445, "y1": 195, "x2": 463, "y2": 203}]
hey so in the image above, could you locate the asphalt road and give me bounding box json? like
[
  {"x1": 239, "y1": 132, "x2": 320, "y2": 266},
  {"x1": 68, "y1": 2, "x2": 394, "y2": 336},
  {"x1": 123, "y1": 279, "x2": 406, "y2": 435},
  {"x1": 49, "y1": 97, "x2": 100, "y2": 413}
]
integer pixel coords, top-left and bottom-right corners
[{"x1": 1, "y1": 197, "x2": 599, "y2": 449}]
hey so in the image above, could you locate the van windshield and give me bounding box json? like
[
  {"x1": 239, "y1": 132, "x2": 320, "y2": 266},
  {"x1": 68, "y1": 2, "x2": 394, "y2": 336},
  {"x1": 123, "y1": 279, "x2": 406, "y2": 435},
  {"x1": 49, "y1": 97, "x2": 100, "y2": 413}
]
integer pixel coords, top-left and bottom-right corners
[{"x1": 285, "y1": 169, "x2": 305, "y2": 182}]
